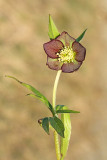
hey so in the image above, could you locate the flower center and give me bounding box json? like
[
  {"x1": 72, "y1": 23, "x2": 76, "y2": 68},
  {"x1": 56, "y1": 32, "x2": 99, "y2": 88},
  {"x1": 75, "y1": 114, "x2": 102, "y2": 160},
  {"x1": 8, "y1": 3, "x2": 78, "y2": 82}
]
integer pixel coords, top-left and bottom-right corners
[{"x1": 57, "y1": 46, "x2": 77, "y2": 64}]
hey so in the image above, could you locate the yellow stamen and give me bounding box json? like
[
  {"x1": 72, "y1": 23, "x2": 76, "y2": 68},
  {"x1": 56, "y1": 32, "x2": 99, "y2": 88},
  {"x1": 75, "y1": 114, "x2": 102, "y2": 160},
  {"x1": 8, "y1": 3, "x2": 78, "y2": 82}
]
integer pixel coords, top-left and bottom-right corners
[{"x1": 57, "y1": 46, "x2": 77, "y2": 64}]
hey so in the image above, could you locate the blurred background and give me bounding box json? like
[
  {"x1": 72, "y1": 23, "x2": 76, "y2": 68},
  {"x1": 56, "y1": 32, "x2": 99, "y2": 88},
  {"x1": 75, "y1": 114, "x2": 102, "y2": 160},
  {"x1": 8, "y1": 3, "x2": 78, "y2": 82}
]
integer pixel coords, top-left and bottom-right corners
[{"x1": 0, "y1": 0, "x2": 107, "y2": 160}]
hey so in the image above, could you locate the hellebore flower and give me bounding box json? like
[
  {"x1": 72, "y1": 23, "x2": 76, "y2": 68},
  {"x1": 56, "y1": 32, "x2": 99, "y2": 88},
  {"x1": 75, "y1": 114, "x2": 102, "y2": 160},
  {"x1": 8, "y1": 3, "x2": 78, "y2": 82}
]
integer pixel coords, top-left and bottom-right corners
[{"x1": 43, "y1": 31, "x2": 86, "y2": 73}]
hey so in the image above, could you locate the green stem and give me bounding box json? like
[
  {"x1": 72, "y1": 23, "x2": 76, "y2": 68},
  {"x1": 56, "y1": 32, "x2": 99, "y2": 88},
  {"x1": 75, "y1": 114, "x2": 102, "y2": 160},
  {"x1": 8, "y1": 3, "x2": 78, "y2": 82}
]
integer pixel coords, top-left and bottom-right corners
[
  {"x1": 53, "y1": 70, "x2": 62, "y2": 109},
  {"x1": 54, "y1": 131, "x2": 61, "y2": 160},
  {"x1": 52, "y1": 70, "x2": 62, "y2": 160}
]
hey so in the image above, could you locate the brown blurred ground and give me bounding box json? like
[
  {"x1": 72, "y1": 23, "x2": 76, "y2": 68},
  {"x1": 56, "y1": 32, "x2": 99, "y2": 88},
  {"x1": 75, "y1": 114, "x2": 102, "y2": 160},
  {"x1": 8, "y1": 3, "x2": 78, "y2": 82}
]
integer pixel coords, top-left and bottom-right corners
[{"x1": 0, "y1": 0, "x2": 107, "y2": 160}]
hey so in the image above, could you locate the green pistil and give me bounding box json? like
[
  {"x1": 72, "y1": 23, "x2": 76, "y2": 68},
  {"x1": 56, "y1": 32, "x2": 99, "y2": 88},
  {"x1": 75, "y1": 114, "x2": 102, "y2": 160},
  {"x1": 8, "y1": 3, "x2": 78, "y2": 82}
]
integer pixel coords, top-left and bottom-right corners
[{"x1": 57, "y1": 46, "x2": 77, "y2": 64}]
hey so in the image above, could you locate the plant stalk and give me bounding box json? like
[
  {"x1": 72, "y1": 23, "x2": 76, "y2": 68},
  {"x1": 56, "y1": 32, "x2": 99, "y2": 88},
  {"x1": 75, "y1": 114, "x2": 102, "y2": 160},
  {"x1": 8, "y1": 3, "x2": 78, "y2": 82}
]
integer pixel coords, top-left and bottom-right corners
[
  {"x1": 53, "y1": 70, "x2": 62, "y2": 109},
  {"x1": 52, "y1": 70, "x2": 62, "y2": 160}
]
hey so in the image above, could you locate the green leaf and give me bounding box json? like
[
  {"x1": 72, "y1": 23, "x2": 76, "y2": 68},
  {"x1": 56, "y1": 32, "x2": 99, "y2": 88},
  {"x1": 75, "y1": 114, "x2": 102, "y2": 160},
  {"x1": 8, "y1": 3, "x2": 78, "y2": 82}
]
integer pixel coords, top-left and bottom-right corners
[
  {"x1": 56, "y1": 109, "x2": 80, "y2": 114},
  {"x1": 6, "y1": 75, "x2": 55, "y2": 115},
  {"x1": 42, "y1": 117, "x2": 49, "y2": 135},
  {"x1": 76, "y1": 29, "x2": 87, "y2": 42},
  {"x1": 48, "y1": 15, "x2": 60, "y2": 40},
  {"x1": 55, "y1": 105, "x2": 65, "y2": 111},
  {"x1": 26, "y1": 93, "x2": 54, "y2": 115},
  {"x1": 55, "y1": 105, "x2": 80, "y2": 114},
  {"x1": 61, "y1": 106, "x2": 71, "y2": 160},
  {"x1": 49, "y1": 117, "x2": 64, "y2": 138}
]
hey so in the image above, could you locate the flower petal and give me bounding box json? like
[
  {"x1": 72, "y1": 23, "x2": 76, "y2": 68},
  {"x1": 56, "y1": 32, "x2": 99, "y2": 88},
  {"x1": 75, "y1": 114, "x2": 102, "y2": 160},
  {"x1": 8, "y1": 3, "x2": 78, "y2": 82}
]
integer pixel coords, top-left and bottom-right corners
[
  {"x1": 46, "y1": 56, "x2": 62, "y2": 70},
  {"x1": 57, "y1": 31, "x2": 75, "y2": 46},
  {"x1": 61, "y1": 62, "x2": 82, "y2": 73},
  {"x1": 72, "y1": 41, "x2": 86, "y2": 62},
  {"x1": 43, "y1": 39, "x2": 64, "y2": 58}
]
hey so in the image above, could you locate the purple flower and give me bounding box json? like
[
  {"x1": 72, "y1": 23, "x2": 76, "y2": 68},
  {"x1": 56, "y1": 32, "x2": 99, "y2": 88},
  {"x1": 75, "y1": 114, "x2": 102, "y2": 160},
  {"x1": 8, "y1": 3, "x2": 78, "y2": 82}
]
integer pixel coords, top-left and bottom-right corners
[{"x1": 43, "y1": 31, "x2": 86, "y2": 73}]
